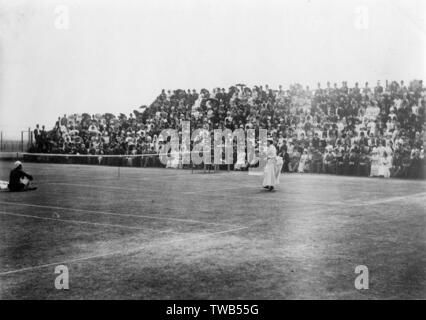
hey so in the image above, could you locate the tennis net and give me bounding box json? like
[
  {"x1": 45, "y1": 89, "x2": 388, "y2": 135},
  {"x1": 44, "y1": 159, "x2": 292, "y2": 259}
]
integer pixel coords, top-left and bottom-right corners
[{"x1": 12, "y1": 152, "x2": 163, "y2": 168}]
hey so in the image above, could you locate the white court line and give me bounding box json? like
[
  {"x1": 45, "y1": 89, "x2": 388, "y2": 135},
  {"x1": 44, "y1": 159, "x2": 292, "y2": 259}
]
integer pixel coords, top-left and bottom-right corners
[
  {"x1": 0, "y1": 225, "x2": 248, "y2": 276},
  {"x1": 330, "y1": 191, "x2": 426, "y2": 207},
  {"x1": 206, "y1": 191, "x2": 426, "y2": 205},
  {"x1": 0, "y1": 201, "x2": 240, "y2": 227},
  {"x1": 235, "y1": 192, "x2": 426, "y2": 228},
  {"x1": 0, "y1": 210, "x2": 187, "y2": 235}
]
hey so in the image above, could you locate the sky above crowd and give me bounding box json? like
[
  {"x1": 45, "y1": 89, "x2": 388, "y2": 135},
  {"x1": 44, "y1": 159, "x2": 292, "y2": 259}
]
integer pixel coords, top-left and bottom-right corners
[{"x1": 0, "y1": 0, "x2": 425, "y2": 138}]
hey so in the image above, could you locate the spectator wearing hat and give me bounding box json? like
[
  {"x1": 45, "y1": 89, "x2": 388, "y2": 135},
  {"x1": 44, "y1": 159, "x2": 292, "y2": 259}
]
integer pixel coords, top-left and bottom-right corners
[
  {"x1": 357, "y1": 149, "x2": 371, "y2": 176},
  {"x1": 323, "y1": 148, "x2": 336, "y2": 174},
  {"x1": 289, "y1": 145, "x2": 301, "y2": 173},
  {"x1": 311, "y1": 148, "x2": 323, "y2": 174},
  {"x1": 378, "y1": 151, "x2": 391, "y2": 178}
]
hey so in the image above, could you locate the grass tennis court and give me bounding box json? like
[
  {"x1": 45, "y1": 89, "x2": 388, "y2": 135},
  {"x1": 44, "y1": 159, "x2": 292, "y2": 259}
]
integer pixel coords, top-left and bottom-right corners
[{"x1": 0, "y1": 162, "x2": 425, "y2": 299}]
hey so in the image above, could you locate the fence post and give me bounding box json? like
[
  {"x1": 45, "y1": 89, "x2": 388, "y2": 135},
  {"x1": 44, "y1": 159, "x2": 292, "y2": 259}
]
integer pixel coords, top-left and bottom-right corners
[
  {"x1": 0, "y1": 131, "x2": 2, "y2": 152},
  {"x1": 21, "y1": 131, "x2": 24, "y2": 152},
  {"x1": 28, "y1": 127, "x2": 31, "y2": 150}
]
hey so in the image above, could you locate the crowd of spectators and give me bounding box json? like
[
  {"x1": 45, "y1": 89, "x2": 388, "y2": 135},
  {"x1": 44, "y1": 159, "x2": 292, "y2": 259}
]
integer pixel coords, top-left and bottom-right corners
[{"x1": 31, "y1": 79, "x2": 425, "y2": 178}]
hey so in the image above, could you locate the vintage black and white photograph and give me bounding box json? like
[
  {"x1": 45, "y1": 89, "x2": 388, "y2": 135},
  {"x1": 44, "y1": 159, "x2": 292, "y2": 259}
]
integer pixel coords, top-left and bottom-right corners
[{"x1": 0, "y1": 0, "x2": 425, "y2": 303}]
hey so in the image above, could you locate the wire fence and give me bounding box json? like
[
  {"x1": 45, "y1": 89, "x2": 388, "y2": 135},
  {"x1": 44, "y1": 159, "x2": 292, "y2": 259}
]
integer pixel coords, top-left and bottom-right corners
[{"x1": 0, "y1": 129, "x2": 32, "y2": 153}]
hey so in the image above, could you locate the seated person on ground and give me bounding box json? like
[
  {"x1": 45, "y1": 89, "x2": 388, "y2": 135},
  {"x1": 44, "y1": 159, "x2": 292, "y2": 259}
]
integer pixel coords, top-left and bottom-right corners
[{"x1": 8, "y1": 161, "x2": 37, "y2": 192}]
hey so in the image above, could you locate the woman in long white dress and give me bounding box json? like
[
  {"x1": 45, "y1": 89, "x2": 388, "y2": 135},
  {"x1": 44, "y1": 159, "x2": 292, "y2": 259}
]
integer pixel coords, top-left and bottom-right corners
[
  {"x1": 262, "y1": 139, "x2": 283, "y2": 191},
  {"x1": 234, "y1": 151, "x2": 247, "y2": 170},
  {"x1": 378, "y1": 151, "x2": 391, "y2": 178},
  {"x1": 370, "y1": 147, "x2": 380, "y2": 177},
  {"x1": 298, "y1": 149, "x2": 309, "y2": 173}
]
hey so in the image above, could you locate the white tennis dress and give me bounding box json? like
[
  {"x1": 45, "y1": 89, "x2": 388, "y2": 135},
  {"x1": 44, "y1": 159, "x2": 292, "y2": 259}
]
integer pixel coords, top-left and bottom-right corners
[{"x1": 262, "y1": 145, "x2": 283, "y2": 187}]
